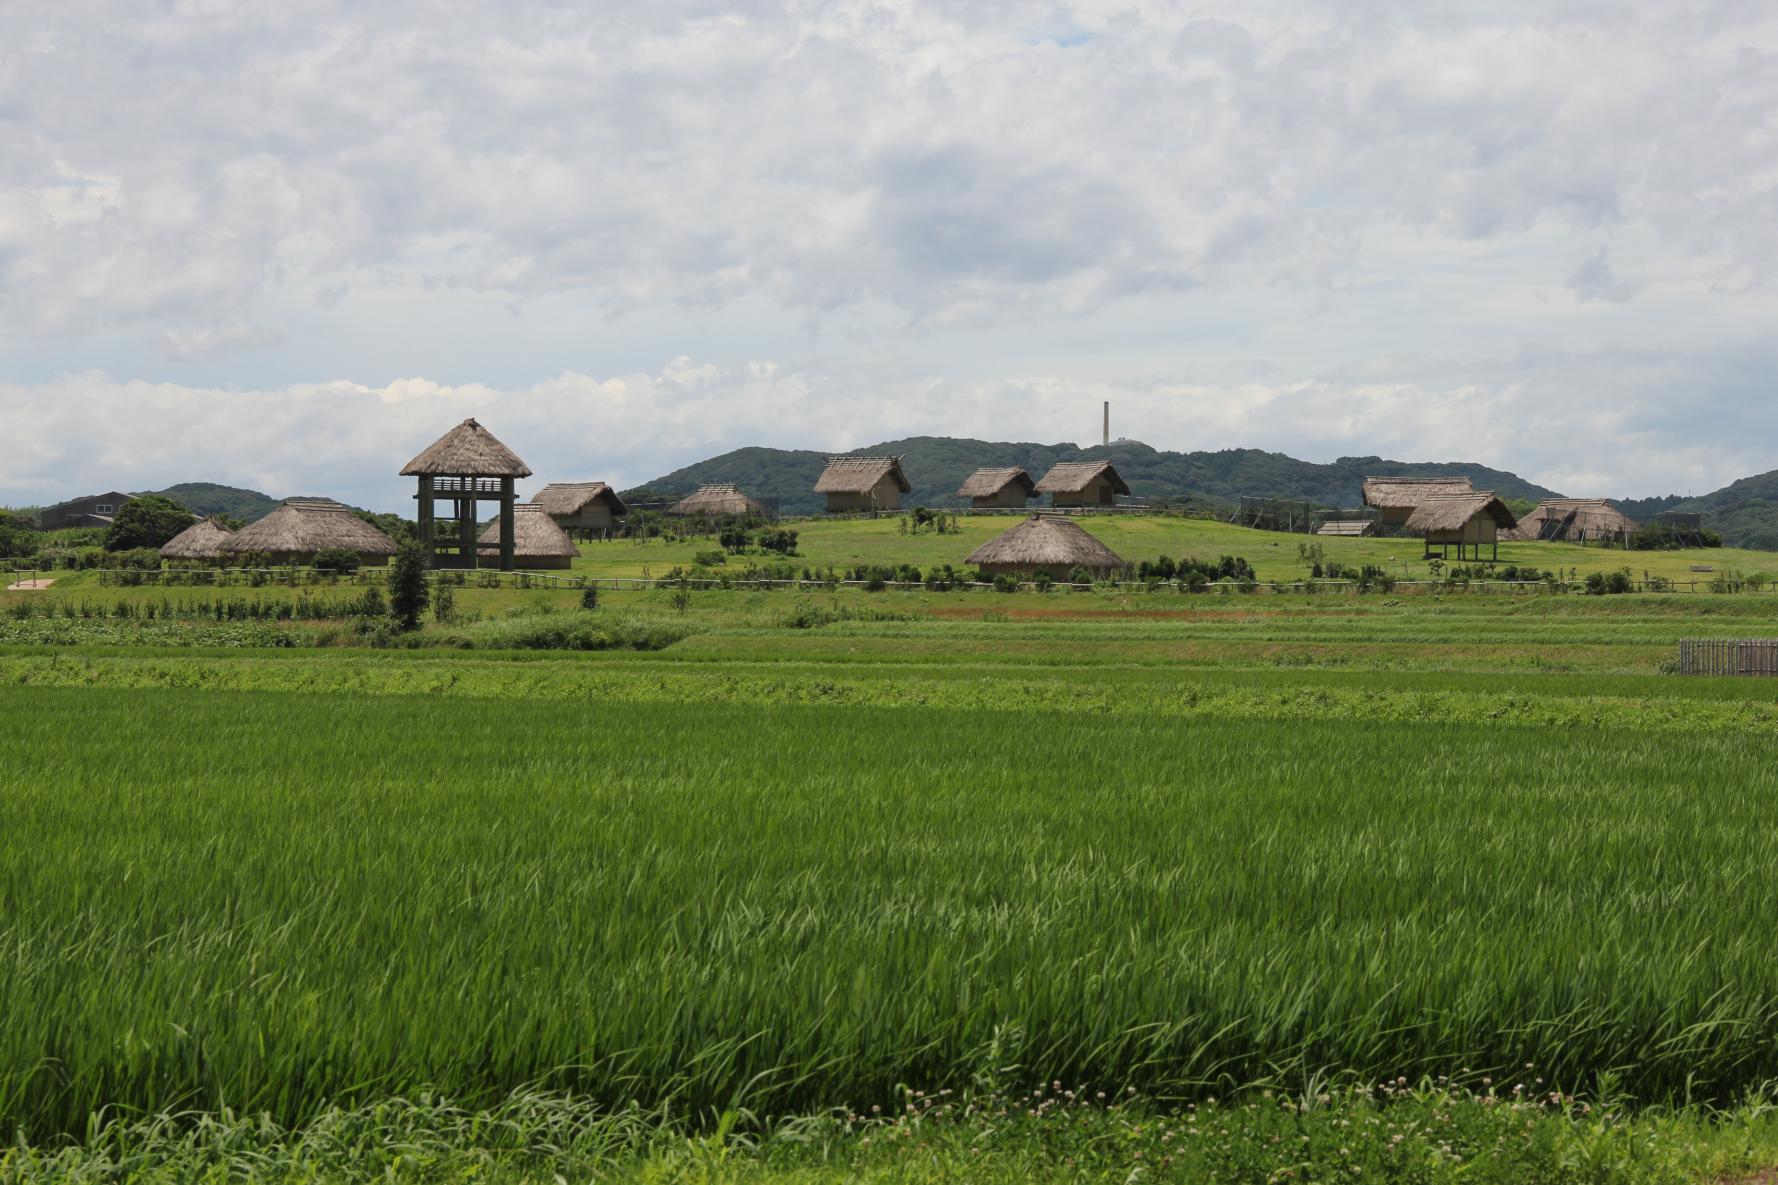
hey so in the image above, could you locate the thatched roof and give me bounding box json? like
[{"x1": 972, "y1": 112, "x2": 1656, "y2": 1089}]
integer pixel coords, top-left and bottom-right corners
[
  {"x1": 966, "y1": 514, "x2": 1127, "y2": 572},
  {"x1": 219, "y1": 499, "x2": 399, "y2": 559},
  {"x1": 1505, "y1": 499, "x2": 1638, "y2": 542},
  {"x1": 1361, "y1": 476, "x2": 1474, "y2": 511},
  {"x1": 1402, "y1": 492, "x2": 1518, "y2": 533},
  {"x1": 670, "y1": 483, "x2": 765, "y2": 516},
  {"x1": 814, "y1": 456, "x2": 911, "y2": 494},
  {"x1": 477, "y1": 504, "x2": 581, "y2": 558},
  {"x1": 957, "y1": 467, "x2": 1036, "y2": 499},
  {"x1": 1034, "y1": 460, "x2": 1131, "y2": 496},
  {"x1": 532, "y1": 481, "x2": 627, "y2": 517},
  {"x1": 401, "y1": 418, "x2": 533, "y2": 478},
  {"x1": 159, "y1": 515, "x2": 235, "y2": 560}
]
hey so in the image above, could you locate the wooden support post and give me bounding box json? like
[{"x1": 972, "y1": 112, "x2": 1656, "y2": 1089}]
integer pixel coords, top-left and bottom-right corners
[
  {"x1": 417, "y1": 476, "x2": 435, "y2": 567},
  {"x1": 458, "y1": 495, "x2": 475, "y2": 565},
  {"x1": 499, "y1": 478, "x2": 515, "y2": 572}
]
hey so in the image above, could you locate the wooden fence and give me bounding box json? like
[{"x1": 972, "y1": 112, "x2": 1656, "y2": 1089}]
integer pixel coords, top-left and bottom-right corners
[{"x1": 1678, "y1": 639, "x2": 1778, "y2": 676}]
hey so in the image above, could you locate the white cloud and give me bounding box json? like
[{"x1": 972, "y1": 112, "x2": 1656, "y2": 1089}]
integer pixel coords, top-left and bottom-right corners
[
  {"x1": 1, "y1": 2, "x2": 1773, "y2": 338},
  {"x1": 3, "y1": 343, "x2": 1772, "y2": 513},
  {"x1": 156, "y1": 324, "x2": 287, "y2": 362},
  {"x1": 1, "y1": 2, "x2": 1776, "y2": 499},
  {"x1": 1568, "y1": 248, "x2": 1638, "y2": 304}
]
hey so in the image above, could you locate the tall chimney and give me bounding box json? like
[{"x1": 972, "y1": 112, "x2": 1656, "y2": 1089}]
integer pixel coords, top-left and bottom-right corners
[{"x1": 1102, "y1": 401, "x2": 1109, "y2": 447}]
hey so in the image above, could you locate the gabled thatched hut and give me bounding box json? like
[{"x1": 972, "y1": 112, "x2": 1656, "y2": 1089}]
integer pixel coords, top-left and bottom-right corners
[
  {"x1": 957, "y1": 467, "x2": 1035, "y2": 509},
  {"x1": 218, "y1": 499, "x2": 399, "y2": 566},
  {"x1": 477, "y1": 504, "x2": 580, "y2": 570},
  {"x1": 1506, "y1": 499, "x2": 1638, "y2": 544},
  {"x1": 966, "y1": 514, "x2": 1127, "y2": 580},
  {"x1": 158, "y1": 515, "x2": 236, "y2": 562},
  {"x1": 670, "y1": 483, "x2": 765, "y2": 517},
  {"x1": 1361, "y1": 476, "x2": 1474, "y2": 527},
  {"x1": 532, "y1": 482, "x2": 629, "y2": 536},
  {"x1": 1403, "y1": 492, "x2": 1517, "y2": 561},
  {"x1": 815, "y1": 456, "x2": 910, "y2": 513},
  {"x1": 1034, "y1": 460, "x2": 1130, "y2": 508}
]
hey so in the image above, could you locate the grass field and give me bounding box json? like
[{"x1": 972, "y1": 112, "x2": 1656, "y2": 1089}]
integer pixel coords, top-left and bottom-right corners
[
  {"x1": 8, "y1": 525, "x2": 1778, "y2": 1179},
  {"x1": 556, "y1": 513, "x2": 1778, "y2": 585}
]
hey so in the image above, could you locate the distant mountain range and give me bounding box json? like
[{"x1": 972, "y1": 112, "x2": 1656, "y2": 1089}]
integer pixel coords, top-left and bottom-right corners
[
  {"x1": 627, "y1": 436, "x2": 1563, "y2": 514},
  {"x1": 53, "y1": 441, "x2": 1772, "y2": 551},
  {"x1": 632, "y1": 436, "x2": 1778, "y2": 549}
]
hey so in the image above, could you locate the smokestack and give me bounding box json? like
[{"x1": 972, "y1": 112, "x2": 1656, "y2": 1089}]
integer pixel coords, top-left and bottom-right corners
[{"x1": 1102, "y1": 401, "x2": 1109, "y2": 447}]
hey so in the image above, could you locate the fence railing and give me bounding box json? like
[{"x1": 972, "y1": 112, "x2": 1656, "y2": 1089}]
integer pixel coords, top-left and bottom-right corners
[
  {"x1": 10, "y1": 568, "x2": 1778, "y2": 597},
  {"x1": 1678, "y1": 639, "x2": 1778, "y2": 676}
]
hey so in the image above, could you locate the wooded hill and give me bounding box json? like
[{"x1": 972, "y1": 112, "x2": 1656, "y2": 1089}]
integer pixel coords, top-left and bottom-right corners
[{"x1": 629, "y1": 436, "x2": 1563, "y2": 518}]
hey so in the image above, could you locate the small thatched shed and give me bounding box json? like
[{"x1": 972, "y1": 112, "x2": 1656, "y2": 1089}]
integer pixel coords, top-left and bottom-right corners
[
  {"x1": 957, "y1": 467, "x2": 1035, "y2": 509},
  {"x1": 1034, "y1": 460, "x2": 1130, "y2": 508},
  {"x1": 966, "y1": 514, "x2": 1127, "y2": 580},
  {"x1": 815, "y1": 456, "x2": 910, "y2": 513},
  {"x1": 670, "y1": 483, "x2": 766, "y2": 517},
  {"x1": 219, "y1": 499, "x2": 399, "y2": 566},
  {"x1": 1506, "y1": 499, "x2": 1638, "y2": 544},
  {"x1": 1403, "y1": 492, "x2": 1518, "y2": 561},
  {"x1": 1361, "y1": 476, "x2": 1474, "y2": 527},
  {"x1": 159, "y1": 515, "x2": 236, "y2": 562},
  {"x1": 532, "y1": 482, "x2": 629, "y2": 536},
  {"x1": 477, "y1": 504, "x2": 580, "y2": 570}
]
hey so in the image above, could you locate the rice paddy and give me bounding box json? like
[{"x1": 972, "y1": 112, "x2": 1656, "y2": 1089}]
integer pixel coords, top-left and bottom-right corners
[{"x1": 8, "y1": 520, "x2": 1778, "y2": 1179}]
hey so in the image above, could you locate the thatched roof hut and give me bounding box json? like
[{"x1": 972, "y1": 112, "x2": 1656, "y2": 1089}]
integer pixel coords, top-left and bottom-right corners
[
  {"x1": 1361, "y1": 476, "x2": 1474, "y2": 526},
  {"x1": 966, "y1": 514, "x2": 1127, "y2": 578},
  {"x1": 159, "y1": 515, "x2": 236, "y2": 561},
  {"x1": 957, "y1": 467, "x2": 1035, "y2": 508},
  {"x1": 815, "y1": 456, "x2": 910, "y2": 512},
  {"x1": 532, "y1": 482, "x2": 628, "y2": 533},
  {"x1": 1403, "y1": 492, "x2": 1517, "y2": 561},
  {"x1": 1506, "y1": 499, "x2": 1638, "y2": 543},
  {"x1": 477, "y1": 504, "x2": 580, "y2": 570},
  {"x1": 400, "y1": 418, "x2": 533, "y2": 477},
  {"x1": 219, "y1": 499, "x2": 399, "y2": 564},
  {"x1": 670, "y1": 483, "x2": 766, "y2": 517},
  {"x1": 1034, "y1": 460, "x2": 1131, "y2": 507}
]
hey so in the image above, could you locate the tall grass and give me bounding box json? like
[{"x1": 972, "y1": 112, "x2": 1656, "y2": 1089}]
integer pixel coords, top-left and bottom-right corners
[{"x1": 5, "y1": 686, "x2": 1778, "y2": 1136}]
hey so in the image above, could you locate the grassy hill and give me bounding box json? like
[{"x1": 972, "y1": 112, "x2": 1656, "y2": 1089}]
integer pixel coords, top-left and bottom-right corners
[
  {"x1": 1669, "y1": 471, "x2": 1778, "y2": 551},
  {"x1": 630, "y1": 436, "x2": 1561, "y2": 516},
  {"x1": 143, "y1": 482, "x2": 284, "y2": 522}
]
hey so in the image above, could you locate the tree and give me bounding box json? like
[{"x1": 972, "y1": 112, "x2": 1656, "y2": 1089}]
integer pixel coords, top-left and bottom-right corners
[
  {"x1": 104, "y1": 495, "x2": 196, "y2": 551},
  {"x1": 0, "y1": 509, "x2": 39, "y2": 559},
  {"x1": 387, "y1": 540, "x2": 430, "y2": 631}
]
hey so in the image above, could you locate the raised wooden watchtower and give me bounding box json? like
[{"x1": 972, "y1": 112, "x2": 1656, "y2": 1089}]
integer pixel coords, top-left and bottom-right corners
[{"x1": 401, "y1": 418, "x2": 533, "y2": 570}]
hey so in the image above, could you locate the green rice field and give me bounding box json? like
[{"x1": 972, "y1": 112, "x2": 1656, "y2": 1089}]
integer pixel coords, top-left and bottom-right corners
[{"x1": 8, "y1": 519, "x2": 1778, "y2": 1180}]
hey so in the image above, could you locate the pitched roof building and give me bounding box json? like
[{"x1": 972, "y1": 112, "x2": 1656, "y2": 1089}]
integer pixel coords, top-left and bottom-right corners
[
  {"x1": 669, "y1": 483, "x2": 766, "y2": 517},
  {"x1": 1403, "y1": 492, "x2": 1518, "y2": 561},
  {"x1": 1361, "y1": 476, "x2": 1475, "y2": 526},
  {"x1": 957, "y1": 467, "x2": 1036, "y2": 509},
  {"x1": 532, "y1": 482, "x2": 629, "y2": 535},
  {"x1": 814, "y1": 456, "x2": 910, "y2": 513},
  {"x1": 477, "y1": 504, "x2": 581, "y2": 570},
  {"x1": 1506, "y1": 499, "x2": 1638, "y2": 544},
  {"x1": 1034, "y1": 460, "x2": 1130, "y2": 508}
]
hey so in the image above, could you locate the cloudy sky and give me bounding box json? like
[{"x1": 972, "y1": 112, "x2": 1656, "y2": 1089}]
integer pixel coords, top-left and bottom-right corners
[{"x1": 3, "y1": 1, "x2": 1775, "y2": 512}]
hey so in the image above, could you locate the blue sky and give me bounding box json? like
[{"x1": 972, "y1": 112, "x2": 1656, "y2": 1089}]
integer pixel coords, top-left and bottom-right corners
[{"x1": 2, "y1": 1, "x2": 1775, "y2": 513}]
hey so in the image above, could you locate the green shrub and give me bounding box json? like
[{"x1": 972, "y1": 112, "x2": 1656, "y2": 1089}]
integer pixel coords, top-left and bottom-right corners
[{"x1": 311, "y1": 548, "x2": 362, "y2": 576}]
